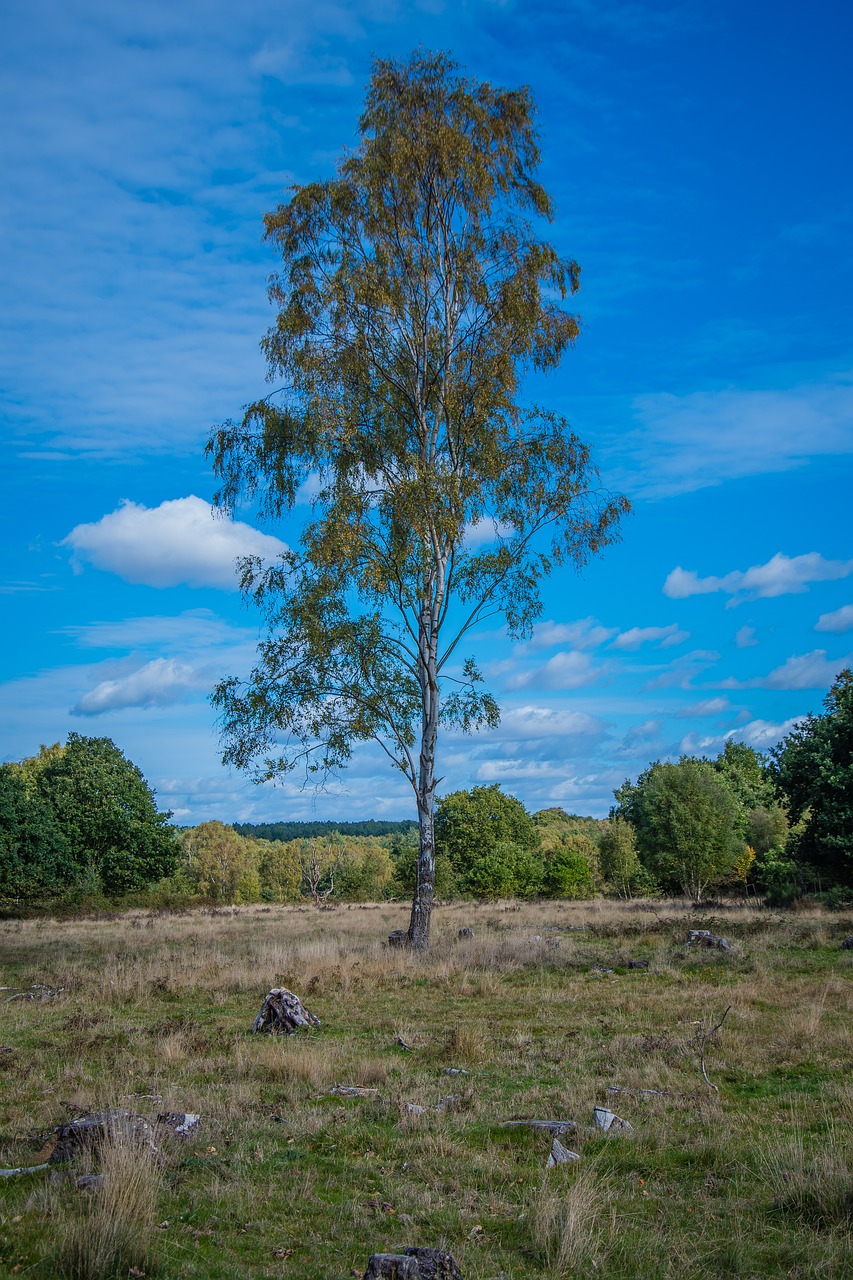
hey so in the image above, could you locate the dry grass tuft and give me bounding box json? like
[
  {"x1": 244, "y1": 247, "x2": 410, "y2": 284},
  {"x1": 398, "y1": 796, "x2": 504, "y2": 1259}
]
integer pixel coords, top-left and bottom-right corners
[
  {"x1": 53, "y1": 1121, "x2": 162, "y2": 1280},
  {"x1": 530, "y1": 1163, "x2": 605, "y2": 1273}
]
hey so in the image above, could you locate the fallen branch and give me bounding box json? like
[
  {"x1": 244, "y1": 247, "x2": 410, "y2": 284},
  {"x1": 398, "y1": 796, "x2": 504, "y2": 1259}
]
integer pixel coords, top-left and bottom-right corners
[
  {"x1": 0, "y1": 1163, "x2": 50, "y2": 1178},
  {"x1": 696, "y1": 1006, "x2": 731, "y2": 1092}
]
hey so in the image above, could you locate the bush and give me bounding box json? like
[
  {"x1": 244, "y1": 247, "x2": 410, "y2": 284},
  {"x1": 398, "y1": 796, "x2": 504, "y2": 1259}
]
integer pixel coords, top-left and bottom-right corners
[{"x1": 542, "y1": 839, "x2": 595, "y2": 899}]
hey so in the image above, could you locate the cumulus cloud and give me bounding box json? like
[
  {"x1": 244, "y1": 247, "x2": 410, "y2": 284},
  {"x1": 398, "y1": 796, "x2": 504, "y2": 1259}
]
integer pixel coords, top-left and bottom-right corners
[
  {"x1": 63, "y1": 496, "x2": 287, "y2": 590},
  {"x1": 612, "y1": 623, "x2": 689, "y2": 650},
  {"x1": 526, "y1": 617, "x2": 617, "y2": 651},
  {"x1": 721, "y1": 649, "x2": 852, "y2": 691},
  {"x1": 816, "y1": 604, "x2": 853, "y2": 633},
  {"x1": 664, "y1": 552, "x2": 853, "y2": 603},
  {"x1": 72, "y1": 657, "x2": 201, "y2": 715},
  {"x1": 679, "y1": 716, "x2": 801, "y2": 756},
  {"x1": 506, "y1": 650, "x2": 606, "y2": 691}
]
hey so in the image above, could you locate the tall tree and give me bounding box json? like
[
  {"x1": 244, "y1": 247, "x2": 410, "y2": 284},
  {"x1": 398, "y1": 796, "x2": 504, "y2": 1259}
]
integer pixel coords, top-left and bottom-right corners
[
  {"x1": 772, "y1": 668, "x2": 853, "y2": 886},
  {"x1": 617, "y1": 758, "x2": 742, "y2": 901},
  {"x1": 208, "y1": 51, "x2": 628, "y2": 948}
]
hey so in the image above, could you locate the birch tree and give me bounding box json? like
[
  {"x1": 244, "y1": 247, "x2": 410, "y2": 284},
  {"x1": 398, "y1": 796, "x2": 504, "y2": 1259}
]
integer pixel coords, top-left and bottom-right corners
[{"x1": 207, "y1": 50, "x2": 628, "y2": 948}]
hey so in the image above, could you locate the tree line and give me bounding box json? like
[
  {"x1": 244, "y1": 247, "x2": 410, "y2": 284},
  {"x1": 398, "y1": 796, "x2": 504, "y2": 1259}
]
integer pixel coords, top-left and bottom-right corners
[{"x1": 1, "y1": 671, "x2": 850, "y2": 909}]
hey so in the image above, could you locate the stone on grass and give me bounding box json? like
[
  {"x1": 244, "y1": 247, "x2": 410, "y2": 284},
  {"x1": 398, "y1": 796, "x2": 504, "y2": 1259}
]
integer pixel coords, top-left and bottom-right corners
[
  {"x1": 502, "y1": 1119, "x2": 577, "y2": 1135},
  {"x1": 627, "y1": 960, "x2": 649, "y2": 969},
  {"x1": 592, "y1": 1107, "x2": 633, "y2": 1133},
  {"x1": 547, "y1": 1137, "x2": 580, "y2": 1166},
  {"x1": 841, "y1": 937, "x2": 853, "y2": 950},
  {"x1": 252, "y1": 987, "x2": 320, "y2": 1035},
  {"x1": 157, "y1": 1112, "x2": 201, "y2": 1138}
]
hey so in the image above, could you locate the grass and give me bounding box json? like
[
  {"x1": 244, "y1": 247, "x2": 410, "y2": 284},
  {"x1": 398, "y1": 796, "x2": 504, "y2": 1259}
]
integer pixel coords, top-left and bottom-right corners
[{"x1": 0, "y1": 897, "x2": 850, "y2": 1277}]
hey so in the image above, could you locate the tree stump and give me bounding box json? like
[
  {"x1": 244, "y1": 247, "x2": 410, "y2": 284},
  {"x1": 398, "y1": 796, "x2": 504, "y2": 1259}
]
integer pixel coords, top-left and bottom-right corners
[
  {"x1": 49, "y1": 1109, "x2": 158, "y2": 1163},
  {"x1": 687, "y1": 929, "x2": 732, "y2": 951},
  {"x1": 388, "y1": 930, "x2": 408, "y2": 948},
  {"x1": 841, "y1": 937, "x2": 853, "y2": 950},
  {"x1": 404, "y1": 1249, "x2": 463, "y2": 1279},
  {"x1": 252, "y1": 987, "x2": 320, "y2": 1034},
  {"x1": 364, "y1": 1256, "x2": 420, "y2": 1279}
]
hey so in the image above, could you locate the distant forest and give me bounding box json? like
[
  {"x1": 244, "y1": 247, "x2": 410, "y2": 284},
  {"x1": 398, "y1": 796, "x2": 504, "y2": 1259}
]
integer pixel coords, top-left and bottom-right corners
[{"x1": 233, "y1": 819, "x2": 418, "y2": 842}]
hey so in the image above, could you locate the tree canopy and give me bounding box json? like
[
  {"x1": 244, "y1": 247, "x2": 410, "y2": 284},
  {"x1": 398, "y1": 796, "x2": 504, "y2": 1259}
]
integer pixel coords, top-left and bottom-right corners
[
  {"x1": 0, "y1": 735, "x2": 177, "y2": 902},
  {"x1": 772, "y1": 668, "x2": 853, "y2": 886},
  {"x1": 208, "y1": 50, "x2": 628, "y2": 946}
]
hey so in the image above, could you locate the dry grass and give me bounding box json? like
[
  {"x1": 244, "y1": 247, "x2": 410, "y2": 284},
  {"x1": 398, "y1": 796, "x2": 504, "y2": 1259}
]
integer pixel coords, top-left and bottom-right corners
[
  {"x1": 54, "y1": 1122, "x2": 162, "y2": 1280},
  {"x1": 0, "y1": 897, "x2": 851, "y2": 1278}
]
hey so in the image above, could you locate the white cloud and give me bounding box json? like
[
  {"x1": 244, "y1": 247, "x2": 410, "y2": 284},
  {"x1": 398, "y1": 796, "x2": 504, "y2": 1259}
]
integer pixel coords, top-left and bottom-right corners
[
  {"x1": 676, "y1": 697, "x2": 730, "y2": 718},
  {"x1": 679, "y1": 716, "x2": 801, "y2": 756},
  {"x1": 61, "y1": 609, "x2": 255, "y2": 650},
  {"x1": 506, "y1": 650, "x2": 606, "y2": 691},
  {"x1": 72, "y1": 657, "x2": 201, "y2": 715},
  {"x1": 735, "y1": 625, "x2": 758, "y2": 648},
  {"x1": 619, "y1": 378, "x2": 853, "y2": 499},
  {"x1": 664, "y1": 552, "x2": 853, "y2": 603},
  {"x1": 63, "y1": 496, "x2": 287, "y2": 590},
  {"x1": 526, "y1": 617, "x2": 617, "y2": 650},
  {"x1": 816, "y1": 604, "x2": 853, "y2": 634},
  {"x1": 612, "y1": 623, "x2": 688, "y2": 650},
  {"x1": 463, "y1": 516, "x2": 516, "y2": 548},
  {"x1": 644, "y1": 649, "x2": 720, "y2": 691},
  {"x1": 721, "y1": 649, "x2": 852, "y2": 691}
]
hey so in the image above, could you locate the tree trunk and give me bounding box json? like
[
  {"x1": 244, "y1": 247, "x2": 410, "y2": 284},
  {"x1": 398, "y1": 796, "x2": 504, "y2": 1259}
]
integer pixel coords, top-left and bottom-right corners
[{"x1": 407, "y1": 622, "x2": 439, "y2": 950}]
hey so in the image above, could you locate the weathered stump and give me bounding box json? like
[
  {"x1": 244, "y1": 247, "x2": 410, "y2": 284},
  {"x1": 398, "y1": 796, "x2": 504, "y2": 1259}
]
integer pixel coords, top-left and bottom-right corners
[
  {"x1": 364, "y1": 1256, "x2": 420, "y2": 1279},
  {"x1": 687, "y1": 929, "x2": 732, "y2": 951},
  {"x1": 841, "y1": 937, "x2": 853, "y2": 950},
  {"x1": 457, "y1": 927, "x2": 474, "y2": 940},
  {"x1": 49, "y1": 1109, "x2": 158, "y2": 1163},
  {"x1": 388, "y1": 929, "x2": 408, "y2": 948},
  {"x1": 252, "y1": 987, "x2": 320, "y2": 1035}
]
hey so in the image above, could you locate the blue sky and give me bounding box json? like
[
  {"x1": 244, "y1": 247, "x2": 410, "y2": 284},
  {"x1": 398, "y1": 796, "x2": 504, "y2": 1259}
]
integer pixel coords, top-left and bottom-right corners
[{"x1": 2, "y1": 0, "x2": 852, "y2": 824}]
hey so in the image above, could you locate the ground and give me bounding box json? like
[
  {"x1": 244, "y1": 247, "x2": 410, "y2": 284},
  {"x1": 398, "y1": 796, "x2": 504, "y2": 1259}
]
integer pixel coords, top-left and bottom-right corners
[{"x1": 0, "y1": 898, "x2": 851, "y2": 1278}]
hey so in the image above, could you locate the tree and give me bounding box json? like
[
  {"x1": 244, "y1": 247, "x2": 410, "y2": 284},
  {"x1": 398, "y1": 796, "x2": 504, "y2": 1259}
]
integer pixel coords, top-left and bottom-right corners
[
  {"x1": 207, "y1": 51, "x2": 628, "y2": 948},
  {"x1": 180, "y1": 821, "x2": 261, "y2": 903},
  {"x1": 435, "y1": 784, "x2": 542, "y2": 898},
  {"x1": 713, "y1": 740, "x2": 775, "y2": 827},
  {"x1": 0, "y1": 764, "x2": 69, "y2": 902},
  {"x1": 598, "y1": 816, "x2": 644, "y2": 899},
  {"x1": 619, "y1": 757, "x2": 742, "y2": 901},
  {"x1": 541, "y1": 835, "x2": 597, "y2": 899},
  {"x1": 25, "y1": 736, "x2": 177, "y2": 897},
  {"x1": 772, "y1": 668, "x2": 853, "y2": 886}
]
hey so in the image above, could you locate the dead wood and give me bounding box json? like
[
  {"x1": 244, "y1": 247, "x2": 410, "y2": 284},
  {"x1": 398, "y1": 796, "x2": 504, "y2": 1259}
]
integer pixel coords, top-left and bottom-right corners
[{"x1": 252, "y1": 987, "x2": 320, "y2": 1034}]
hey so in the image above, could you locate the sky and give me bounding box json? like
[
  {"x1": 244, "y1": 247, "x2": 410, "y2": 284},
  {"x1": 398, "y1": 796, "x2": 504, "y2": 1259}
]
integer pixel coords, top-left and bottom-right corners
[{"x1": 2, "y1": 0, "x2": 852, "y2": 825}]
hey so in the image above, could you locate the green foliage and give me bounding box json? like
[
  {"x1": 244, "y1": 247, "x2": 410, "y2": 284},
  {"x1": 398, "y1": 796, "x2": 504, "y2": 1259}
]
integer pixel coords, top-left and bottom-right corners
[
  {"x1": 772, "y1": 668, "x2": 853, "y2": 886},
  {"x1": 713, "y1": 740, "x2": 776, "y2": 828},
  {"x1": 331, "y1": 843, "x2": 395, "y2": 902},
  {"x1": 391, "y1": 832, "x2": 457, "y2": 900},
  {"x1": 206, "y1": 48, "x2": 628, "y2": 947},
  {"x1": 541, "y1": 836, "x2": 596, "y2": 899},
  {"x1": 598, "y1": 816, "x2": 648, "y2": 898},
  {"x1": 256, "y1": 839, "x2": 302, "y2": 903},
  {"x1": 748, "y1": 803, "x2": 790, "y2": 858},
  {"x1": 435, "y1": 786, "x2": 542, "y2": 899},
  {"x1": 619, "y1": 757, "x2": 742, "y2": 900},
  {"x1": 0, "y1": 736, "x2": 177, "y2": 903},
  {"x1": 234, "y1": 819, "x2": 417, "y2": 842},
  {"x1": 180, "y1": 822, "x2": 261, "y2": 903}
]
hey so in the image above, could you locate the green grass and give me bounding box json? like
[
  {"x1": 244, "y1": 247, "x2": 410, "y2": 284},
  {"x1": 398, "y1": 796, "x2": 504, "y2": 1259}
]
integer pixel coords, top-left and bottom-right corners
[{"x1": 0, "y1": 898, "x2": 851, "y2": 1278}]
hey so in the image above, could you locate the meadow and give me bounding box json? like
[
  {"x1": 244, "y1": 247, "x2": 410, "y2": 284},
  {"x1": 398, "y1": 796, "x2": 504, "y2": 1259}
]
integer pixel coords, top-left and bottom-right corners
[{"x1": 0, "y1": 898, "x2": 850, "y2": 1279}]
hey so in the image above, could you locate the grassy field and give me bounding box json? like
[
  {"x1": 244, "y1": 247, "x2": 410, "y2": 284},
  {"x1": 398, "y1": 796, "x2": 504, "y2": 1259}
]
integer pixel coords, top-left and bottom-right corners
[{"x1": 0, "y1": 898, "x2": 851, "y2": 1279}]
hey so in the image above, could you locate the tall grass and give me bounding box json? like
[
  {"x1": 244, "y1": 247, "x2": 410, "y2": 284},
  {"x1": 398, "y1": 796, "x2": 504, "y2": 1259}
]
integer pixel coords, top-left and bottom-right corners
[{"x1": 54, "y1": 1122, "x2": 162, "y2": 1280}]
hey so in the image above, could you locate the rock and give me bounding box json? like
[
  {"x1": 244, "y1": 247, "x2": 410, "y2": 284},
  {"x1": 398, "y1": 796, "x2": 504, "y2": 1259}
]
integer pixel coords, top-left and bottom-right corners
[
  {"x1": 403, "y1": 1103, "x2": 427, "y2": 1115},
  {"x1": 74, "y1": 1173, "x2": 103, "y2": 1191},
  {"x1": 627, "y1": 960, "x2": 649, "y2": 969},
  {"x1": 841, "y1": 937, "x2": 853, "y2": 950},
  {"x1": 547, "y1": 1137, "x2": 580, "y2": 1166},
  {"x1": 444, "y1": 1068, "x2": 468, "y2": 1076},
  {"x1": 252, "y1": 987, "x2": 321, "y2": 1035},
  {"x1": 364, "y1": 1255, "x2": 421, "y2": 1278},
  {"x1": 156, "y1": 1112, "x2": 200, "y2": 1138},
  {"x1": 49, "y1": 1109, "x2": 158, "y2": 1164},
  {"x1": 687, "y1": 930, "x2": 732, "y2": 952},
  {"x1": 457, "y1": 927, "x2": 474, "y2": 939},
  {"x1": 388, "y1": 930, "x2": 408, "y2": 948},
  {"x1": 403, "y1": 1248, "x2": 463, "y2": 1279},
  {"x1": 592, "y1": 1107, "x2": 633, "y2": 1134}
]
